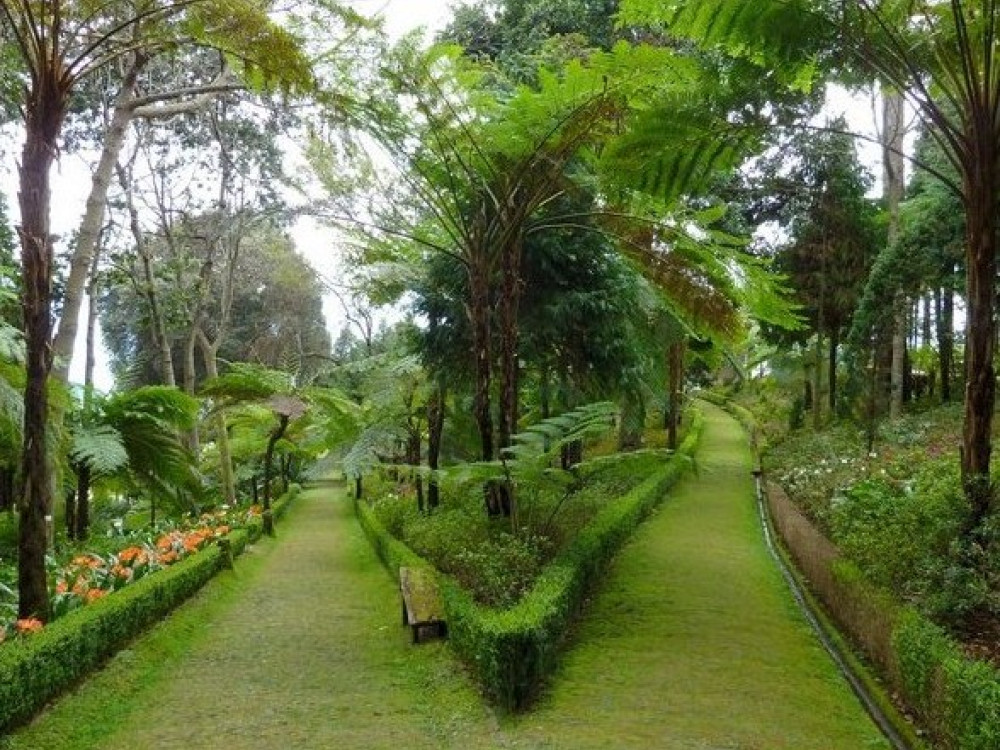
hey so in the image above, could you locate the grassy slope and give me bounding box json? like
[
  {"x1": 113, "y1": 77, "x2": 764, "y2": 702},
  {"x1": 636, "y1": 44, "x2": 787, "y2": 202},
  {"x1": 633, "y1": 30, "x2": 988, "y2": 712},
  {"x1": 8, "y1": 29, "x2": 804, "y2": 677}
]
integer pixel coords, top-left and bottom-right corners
[
  {"x1": 507, "y1": 403, "x2": 890, "y2": 749},
  {"x1": 7, "y1": 406, "x2": 889, "y2": 749},
  {"x1": 4, "y1": 487, "x2": 500, "y2": 750}
]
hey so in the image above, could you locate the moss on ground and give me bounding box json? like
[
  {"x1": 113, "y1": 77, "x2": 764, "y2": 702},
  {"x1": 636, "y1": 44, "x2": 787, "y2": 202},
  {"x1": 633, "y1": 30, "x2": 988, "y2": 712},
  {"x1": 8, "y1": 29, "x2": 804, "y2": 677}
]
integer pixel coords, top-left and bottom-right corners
[
  {"x1": 7, "y1": 407, "x2": 890, "y2": 749},
  {"x1": 507, "y1": 403, "x2": 890, "y2": 749}
]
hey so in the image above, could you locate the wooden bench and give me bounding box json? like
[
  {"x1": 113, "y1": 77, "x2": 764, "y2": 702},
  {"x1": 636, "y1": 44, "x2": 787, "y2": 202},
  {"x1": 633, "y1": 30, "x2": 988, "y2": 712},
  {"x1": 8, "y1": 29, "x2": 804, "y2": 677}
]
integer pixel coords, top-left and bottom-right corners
[{"x1": 399, "y1": 566, "x2": 447, "y2": 643}]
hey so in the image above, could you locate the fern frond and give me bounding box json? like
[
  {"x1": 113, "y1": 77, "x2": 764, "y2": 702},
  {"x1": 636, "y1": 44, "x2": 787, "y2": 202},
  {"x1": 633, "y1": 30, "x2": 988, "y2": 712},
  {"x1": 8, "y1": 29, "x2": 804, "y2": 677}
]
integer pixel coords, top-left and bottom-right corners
[{"x1": 70, "y1": 425, "x2": 128, "y2": 477}]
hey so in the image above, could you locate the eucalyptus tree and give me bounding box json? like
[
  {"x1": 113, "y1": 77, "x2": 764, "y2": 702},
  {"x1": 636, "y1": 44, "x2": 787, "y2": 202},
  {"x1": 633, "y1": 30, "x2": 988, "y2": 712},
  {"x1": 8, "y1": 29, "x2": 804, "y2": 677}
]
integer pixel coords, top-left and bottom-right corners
[
  {"x1": 0, "y1": 0, "x2": 311, "y2": 620},
  {"x1": 620, "y1": 0, "x2": 1000, "y2": 539}
]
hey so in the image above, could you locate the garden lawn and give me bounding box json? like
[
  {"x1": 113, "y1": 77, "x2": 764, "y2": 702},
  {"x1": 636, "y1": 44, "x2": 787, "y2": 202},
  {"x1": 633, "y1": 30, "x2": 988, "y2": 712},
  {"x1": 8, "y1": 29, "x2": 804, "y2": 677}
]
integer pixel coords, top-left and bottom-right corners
[
  {"x1": 506, "y1": 402, "x2": 890, "y2": 749},
  {"x1": 2, "y1": 485, "x2": 501, "y2": 750}
]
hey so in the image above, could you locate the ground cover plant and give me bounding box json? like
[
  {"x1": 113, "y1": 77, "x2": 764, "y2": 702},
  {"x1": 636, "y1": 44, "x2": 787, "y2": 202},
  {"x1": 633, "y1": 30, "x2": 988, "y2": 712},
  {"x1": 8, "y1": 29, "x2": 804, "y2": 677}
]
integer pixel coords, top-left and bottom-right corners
[{"x1": 741, "y1": 384, "x2": 1000, "y2": 657}]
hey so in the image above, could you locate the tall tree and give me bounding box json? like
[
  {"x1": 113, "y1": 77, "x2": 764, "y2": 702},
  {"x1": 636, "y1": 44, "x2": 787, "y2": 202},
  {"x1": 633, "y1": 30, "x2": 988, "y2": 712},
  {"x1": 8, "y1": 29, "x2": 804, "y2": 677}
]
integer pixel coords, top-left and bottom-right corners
[
  {"x1": 620, "y1": 0, "x2": 1000, "y2": 537},
  {"x1": 0, "y1": 0, "x2": 310, "y2": 621}
]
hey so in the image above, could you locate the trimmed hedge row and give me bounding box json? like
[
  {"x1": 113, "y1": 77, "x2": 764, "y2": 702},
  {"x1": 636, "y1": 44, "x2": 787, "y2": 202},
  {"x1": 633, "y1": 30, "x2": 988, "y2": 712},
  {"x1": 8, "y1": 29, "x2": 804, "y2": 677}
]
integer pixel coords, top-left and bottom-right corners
[
  {"x1": 767, "y1": 481, "x2": 1000, "y2": 749},
  {"x1": 0, "y1": 484, "x2": 302, "y2": 733},
  {"x1": 356, "y1": 410, "x2": 704, "y2": 711},
  {"x1": 715, "y1": 393, "x2": 1000, "y2": 750}
]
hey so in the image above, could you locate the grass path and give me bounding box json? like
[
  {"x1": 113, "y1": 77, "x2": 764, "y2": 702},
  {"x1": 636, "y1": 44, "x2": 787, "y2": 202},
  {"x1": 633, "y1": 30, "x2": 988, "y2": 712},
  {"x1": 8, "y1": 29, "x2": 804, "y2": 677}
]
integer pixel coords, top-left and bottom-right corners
[
  {"x1": 8, "y1": 404, "x2": 888, "y2": 749},
  {"x1": 5, "y1": 487, "x2": 501, "y2": 750},
  {"x1": 505, "y1": 403, "x2": 890, "y2": 749}
]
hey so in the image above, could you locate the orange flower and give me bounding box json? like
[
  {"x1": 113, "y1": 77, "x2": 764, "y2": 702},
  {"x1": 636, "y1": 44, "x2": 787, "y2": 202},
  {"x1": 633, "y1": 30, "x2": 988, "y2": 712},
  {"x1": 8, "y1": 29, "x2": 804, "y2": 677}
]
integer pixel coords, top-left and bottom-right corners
[
  {"x1": 85, "y1": 589, "x2": 107, "y2": 603},
  {"x1": 158, "y1": 550, "x2": 178, "y2": 565},
  {"x1": 71, "y1": 580, "x2": 89, "y2": 596},
  {"x1": 15, "y1": 618, "x2": 44, "y2": 634},
  {"x1": 55, "y1": 580, "x2": 68, "y2": 594},
  {"x1": 118, "y1": 546, "x2": 147, "y2": 565},
  {"x1": 111, "y1": 564, "x2": 133, "y2": 580},
  {"x1": 214, "y1": 525, "x2": 230, "y2": 537},
  {"x1": 71, "y1": 554, "x2": 103, "y2": 569}
]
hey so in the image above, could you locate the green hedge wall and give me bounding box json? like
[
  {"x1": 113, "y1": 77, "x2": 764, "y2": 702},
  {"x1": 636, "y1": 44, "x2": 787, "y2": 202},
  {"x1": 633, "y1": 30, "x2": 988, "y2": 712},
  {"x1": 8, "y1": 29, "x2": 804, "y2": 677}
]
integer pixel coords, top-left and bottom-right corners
[
  {"x1": 356, "y1": 410, "x2": 704, "y2": 711},
  {"x1": 0, "y1": 484, "x2": 302, "y2": 733}
]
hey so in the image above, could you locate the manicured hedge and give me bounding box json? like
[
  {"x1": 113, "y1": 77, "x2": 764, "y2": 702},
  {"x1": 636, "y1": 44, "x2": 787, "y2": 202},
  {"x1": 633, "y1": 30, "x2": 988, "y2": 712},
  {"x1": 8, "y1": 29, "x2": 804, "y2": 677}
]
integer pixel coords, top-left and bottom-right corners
[
  {"x1": 0, "y1": 484, "x2": 302, "y2": 733},
  {"x1": 716, "y1": 394, "x2": 1000, "y2": 750},
  {"x1": 356, "y1": 409, "x2": 704, "y2": 711}
]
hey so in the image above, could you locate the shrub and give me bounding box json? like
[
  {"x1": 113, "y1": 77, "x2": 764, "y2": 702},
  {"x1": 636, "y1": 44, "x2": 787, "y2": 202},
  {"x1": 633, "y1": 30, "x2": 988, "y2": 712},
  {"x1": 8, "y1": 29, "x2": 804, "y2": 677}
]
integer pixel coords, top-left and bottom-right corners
[
  {"x1": 0, "y1": 544, "x2": 224, "y2": 731},
  {"x1": 355, "y1": 410, "x2": 703, "y2": 711},
  {"x1": 441, "y1": 409, "x2": 702, "y2": 710}
]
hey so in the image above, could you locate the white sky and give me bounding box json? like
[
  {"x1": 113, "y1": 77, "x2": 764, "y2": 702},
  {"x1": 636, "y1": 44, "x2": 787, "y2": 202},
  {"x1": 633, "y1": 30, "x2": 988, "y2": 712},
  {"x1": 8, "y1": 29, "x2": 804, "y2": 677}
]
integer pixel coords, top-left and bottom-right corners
[{"x1": 0, "y1": 3, "x2": 899, "y2": 392}]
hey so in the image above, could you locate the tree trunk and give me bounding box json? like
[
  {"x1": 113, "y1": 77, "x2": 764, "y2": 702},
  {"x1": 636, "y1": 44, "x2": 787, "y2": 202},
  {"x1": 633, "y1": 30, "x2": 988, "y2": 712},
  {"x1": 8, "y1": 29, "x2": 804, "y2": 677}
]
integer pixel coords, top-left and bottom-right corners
[
  {"x1": 408, "y1": 430, "x2": 423, "y2": 512},
  {"x1": 183, "y1": 328, "x2": 200, "y2": 454},
  {"x1": 17, "y1": 67, "x2": 69, "y2": 622},
  {"x1": 263, "y1": 414, "x2": 290, "y2": 536},
  {"x1": 883, "y1": 89, "x2": 907, "y2": 421},
  {"x1": 618, "y1": 390, "x2": 644, "y2": 451},
  {"x1": 426, "y1": 379, "x2": 445, "y2": 510},
  {"x1": 199, "y1": 332, "x2": 236, "y2": 506},
  {"x1": 937, "y1": 285, "x2": 954, "y2": 403},
  {"x1": 119, "y1": 161, "x2": 176, "y2": 386},
  {"x1": 52, "y1": 57, "x2": 146, "y2": 381},
  {"x1": 65, "y1": 486, "x2": 77, "y2": 542},
  {"x1": 961, "y1": 161, "x2": 997, "y2": 534},
  {"x1": 0, "y1": 469, "x2": 14, "y2": 512},
  {"x1": 468, "y1": 261, "x2": 494, "y2": 463},
  {"x1": 497, "y1": 235, "x2": 522, "y2": 453},
  {"x1": 667, "y1": 339, "x2": 685, "y2": 450},
  {"x1": 74, "y1": 464, "x2": 92, "y2": 542},
  {"x1": 828, "y1": 327, "x2": 839, "y2": 412},
  {"x1": 813, "y1": 332, "x2": 823, "y2": 429}
]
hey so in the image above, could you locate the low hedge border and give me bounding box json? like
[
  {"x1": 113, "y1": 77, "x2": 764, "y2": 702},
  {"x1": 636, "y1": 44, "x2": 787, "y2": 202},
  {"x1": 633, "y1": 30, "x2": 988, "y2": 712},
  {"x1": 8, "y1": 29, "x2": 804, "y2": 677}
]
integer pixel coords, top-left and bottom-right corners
[
  {"x1": 713, "y1": 394, "x2": 1000, "y2": 750},
  {"x1": 356, "y1": 409, "x2": 704, "y2": 711},
  {"x1": 0, "y1": 484, "x2": 302, "y2": 733}
]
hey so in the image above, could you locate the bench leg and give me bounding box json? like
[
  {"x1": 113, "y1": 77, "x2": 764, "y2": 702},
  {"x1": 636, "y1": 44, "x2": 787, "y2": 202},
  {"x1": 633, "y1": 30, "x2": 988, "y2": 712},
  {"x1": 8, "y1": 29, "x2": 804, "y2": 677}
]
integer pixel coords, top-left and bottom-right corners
[
  {"x1": 401, "y1": 597, "x2": 408, "y2": 626},
  {"x1": 412, "y1": 624, "x2": 419, "y2": 644}
]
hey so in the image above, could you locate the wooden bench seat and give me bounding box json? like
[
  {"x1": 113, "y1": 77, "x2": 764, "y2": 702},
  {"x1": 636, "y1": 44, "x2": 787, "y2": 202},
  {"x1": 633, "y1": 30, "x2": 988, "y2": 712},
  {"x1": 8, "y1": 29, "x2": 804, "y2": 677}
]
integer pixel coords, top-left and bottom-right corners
[{"x1": 399, "y1": 566, "x2": 447, "y2": 643}]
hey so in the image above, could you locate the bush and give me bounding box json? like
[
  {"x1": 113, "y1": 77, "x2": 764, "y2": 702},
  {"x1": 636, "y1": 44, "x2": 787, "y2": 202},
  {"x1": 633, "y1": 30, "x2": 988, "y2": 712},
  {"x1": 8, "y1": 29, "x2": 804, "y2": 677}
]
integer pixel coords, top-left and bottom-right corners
[
  {"x1": 0, "y1": 544, "x2": 224, "y2": 731},
  {"x1": 828, "y1": 460, "x2": 993, "y2": 623},
  {"x1": 893, "y1": 610, "x2": 1000, "y2": 750},
  {"x1": 435, "y1": 410, "x2": 703, "y2": 710}
]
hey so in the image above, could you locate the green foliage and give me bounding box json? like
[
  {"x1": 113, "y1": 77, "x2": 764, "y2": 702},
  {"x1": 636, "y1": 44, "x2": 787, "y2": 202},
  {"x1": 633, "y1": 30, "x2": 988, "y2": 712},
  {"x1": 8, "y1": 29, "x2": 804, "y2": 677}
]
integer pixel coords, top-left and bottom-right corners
[
  {"x1": 892, "y1": 610, "x2": 1000, "y2": 750},
  {"x1": 201, "y1": 363, "x2": 294, "y2": 404},
  {"x1": 618, "y1": 0, "x2": 832, "y2": 87},
  {"x1": 102, "y1": 387, "x2": 201, "y2": 502},
  {"x1": 69, "y1": 425, "x2": 128, "y2": 478},
  {"x1": 359, "y1": 408, "x2": 703, "y2": 710},
  {"x1": 829, "y1": 463, "x2": 968, "y2": 609}
]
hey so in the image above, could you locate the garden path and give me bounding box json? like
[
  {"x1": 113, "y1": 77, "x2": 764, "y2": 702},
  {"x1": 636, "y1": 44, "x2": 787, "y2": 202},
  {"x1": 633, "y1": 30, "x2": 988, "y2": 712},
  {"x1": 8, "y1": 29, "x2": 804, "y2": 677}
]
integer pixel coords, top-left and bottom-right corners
[
  {"x1": 8, "y1": 404, "x2": 889, "y2": 749},
  {"x1": 505, "y1": 402, "x2": 889, "y2": 749}
]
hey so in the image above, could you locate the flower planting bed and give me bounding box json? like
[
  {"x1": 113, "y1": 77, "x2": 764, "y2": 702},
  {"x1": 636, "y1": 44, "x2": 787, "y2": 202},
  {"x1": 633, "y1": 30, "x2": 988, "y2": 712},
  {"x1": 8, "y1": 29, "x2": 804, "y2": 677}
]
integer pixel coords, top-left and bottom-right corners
[{"x1": 0, "y1": 486, "x2": 300, "y2": 732}]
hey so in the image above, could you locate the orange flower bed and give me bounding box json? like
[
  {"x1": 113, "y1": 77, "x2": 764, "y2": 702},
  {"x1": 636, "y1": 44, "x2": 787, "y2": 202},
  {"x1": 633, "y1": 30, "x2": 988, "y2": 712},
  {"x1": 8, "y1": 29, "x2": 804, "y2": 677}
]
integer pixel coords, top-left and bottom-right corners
[{"x1": 3, "y1": 502, "x2": 260, "y2": 642}]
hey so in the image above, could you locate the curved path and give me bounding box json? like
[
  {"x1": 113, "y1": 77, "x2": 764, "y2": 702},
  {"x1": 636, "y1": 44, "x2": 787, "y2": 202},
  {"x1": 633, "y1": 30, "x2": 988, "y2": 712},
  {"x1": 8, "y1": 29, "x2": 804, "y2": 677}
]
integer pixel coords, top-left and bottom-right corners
[{"x1": 8, "y1": 404, "x2": 888, "y2": 749}]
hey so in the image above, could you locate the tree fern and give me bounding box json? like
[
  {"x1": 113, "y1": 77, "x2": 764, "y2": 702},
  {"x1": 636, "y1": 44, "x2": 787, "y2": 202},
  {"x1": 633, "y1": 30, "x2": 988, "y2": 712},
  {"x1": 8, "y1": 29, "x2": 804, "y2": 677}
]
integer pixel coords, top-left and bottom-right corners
[{"x1": 70, "y1": 424, "x2": 128, "y2": 477}]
